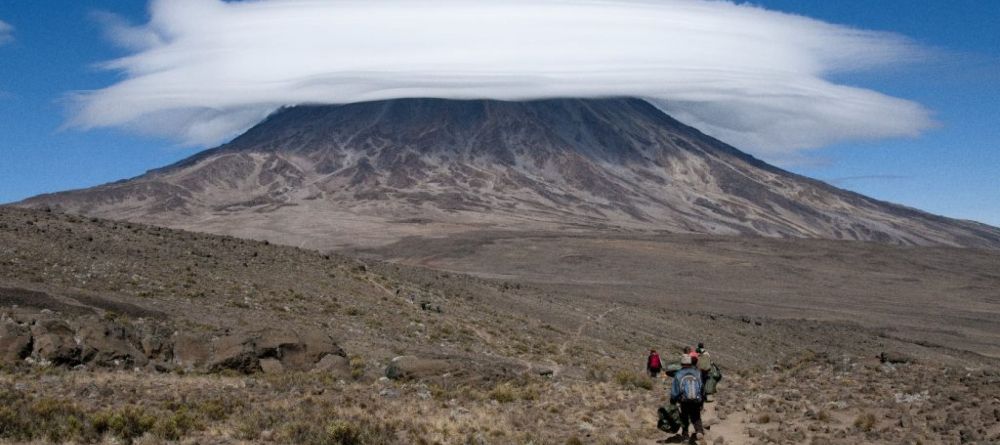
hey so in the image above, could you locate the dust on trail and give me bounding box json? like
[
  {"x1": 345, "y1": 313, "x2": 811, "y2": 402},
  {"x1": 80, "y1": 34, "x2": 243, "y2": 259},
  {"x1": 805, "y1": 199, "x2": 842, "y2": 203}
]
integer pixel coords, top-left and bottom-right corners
[
  {"x1": 701, "y1": 399, "x2": 752, "y2": 445},
  {"x1": 640, "y1": 397, "x2": 752, "y2": 445}
]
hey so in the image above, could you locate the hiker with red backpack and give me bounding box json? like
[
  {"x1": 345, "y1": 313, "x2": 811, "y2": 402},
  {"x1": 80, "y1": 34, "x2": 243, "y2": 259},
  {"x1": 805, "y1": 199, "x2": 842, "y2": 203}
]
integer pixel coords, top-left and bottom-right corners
[
  {"x1": 647, "y1": 349, "x2": 662, "y2": 377},
  {"x1": 670, "y1": 354, "x2": 705, "y2": 443}
]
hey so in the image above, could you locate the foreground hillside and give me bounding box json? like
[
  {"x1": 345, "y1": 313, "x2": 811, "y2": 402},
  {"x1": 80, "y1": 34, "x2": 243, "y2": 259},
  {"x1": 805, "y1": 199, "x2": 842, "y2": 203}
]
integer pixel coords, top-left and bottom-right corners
[
  {"x1": 1, "y1": 207, "x2": 998, "y2": 444},
  {"x1": 19, "y1": 98, "x2": 1000, "y2": 250}
]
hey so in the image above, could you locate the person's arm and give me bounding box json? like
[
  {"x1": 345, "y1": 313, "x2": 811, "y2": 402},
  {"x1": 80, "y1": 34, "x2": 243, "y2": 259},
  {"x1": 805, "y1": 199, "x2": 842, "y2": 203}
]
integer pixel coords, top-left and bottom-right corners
[{"x1": 670, "y1": 376, "x2": 680, "y2": 403}]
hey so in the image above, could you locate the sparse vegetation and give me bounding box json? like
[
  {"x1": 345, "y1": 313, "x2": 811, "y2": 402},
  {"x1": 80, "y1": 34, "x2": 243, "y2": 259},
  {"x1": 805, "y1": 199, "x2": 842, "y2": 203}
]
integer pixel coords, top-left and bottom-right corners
[
  {"x1": 613, "y1": 370, "x2": 654, "y2": 390},
  {"x1": 1, "y1": 208, "x2": 999, "y2": 444},
  {"x1": 349, "y1": 355, "x2": 366, "y2": 380},
  {"x1": 854, "y1": 412, "x2": 877, "y2": 432}
]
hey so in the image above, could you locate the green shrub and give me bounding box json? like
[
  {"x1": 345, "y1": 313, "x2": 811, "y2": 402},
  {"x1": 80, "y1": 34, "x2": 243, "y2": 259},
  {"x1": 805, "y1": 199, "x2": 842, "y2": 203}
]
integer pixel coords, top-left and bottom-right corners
[
  {"x1": 153, "y1": 406, "x2": 201, "y2": 440},
  {"x1": 0, "y1": 397, "x2": 93, "y2": 443},
  {"x1": 98, "y1": 406, "x2": 157, "y2": 444},
  {"x1": 326, "y1": 420, "x2": 365, "y2": 444}
]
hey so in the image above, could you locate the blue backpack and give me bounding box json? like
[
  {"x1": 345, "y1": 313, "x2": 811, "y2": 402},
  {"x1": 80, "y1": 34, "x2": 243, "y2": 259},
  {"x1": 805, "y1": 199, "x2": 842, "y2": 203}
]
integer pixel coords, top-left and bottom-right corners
[{"x1": 678, "y1": 371, "x2": 703, "y2": 402}]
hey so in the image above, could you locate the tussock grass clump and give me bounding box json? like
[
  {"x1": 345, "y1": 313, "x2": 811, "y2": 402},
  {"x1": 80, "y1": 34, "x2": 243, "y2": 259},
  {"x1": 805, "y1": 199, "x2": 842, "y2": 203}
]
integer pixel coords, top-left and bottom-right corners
[
  {"x1": 91, "y1": 407, "x2": 158, "y2": 443},
  {"x1": 816, "y1": 409, "x2": 831, "y2": 423},
  {"x1": 854, "y1": 412, "x2": 877, "y2": 432},
  {"x1": 613, "y1": 370, "x2": 653, "y2": 390},
  {"x1": 247, "y1": 399, "x2": 396, "y2": 445},
  {"x1": 151, "y1": 407, "x2": 201, "y2": 441},
  {"x1": 489, "y1": 382, "x2": 540, "y2": 403},
  {"x1": 0, "y1": 384, "x2": 240, "y2": 444},
  {"x1": 349, "y1": 355, "x2": 366, "y2": 380},
  {"x1": 233, "y1": 410, "x2": 278, "y2": 441},
  {"x1": 0, "y1": 395, "x2": 95, "y2": 443}
]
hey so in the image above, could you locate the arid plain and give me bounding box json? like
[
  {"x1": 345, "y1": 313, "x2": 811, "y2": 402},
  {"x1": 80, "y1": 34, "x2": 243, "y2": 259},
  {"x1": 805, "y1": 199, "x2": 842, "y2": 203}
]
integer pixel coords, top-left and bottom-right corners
[{"x1": 2, "y1": 207, "x2": 999, "y2": 444}]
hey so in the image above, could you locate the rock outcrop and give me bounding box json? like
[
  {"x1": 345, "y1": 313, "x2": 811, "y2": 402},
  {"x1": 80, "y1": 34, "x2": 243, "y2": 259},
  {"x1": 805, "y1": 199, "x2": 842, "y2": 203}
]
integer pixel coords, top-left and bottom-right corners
[{"x1": 0, "y1": 310, "x2": 345, "y2": 374}]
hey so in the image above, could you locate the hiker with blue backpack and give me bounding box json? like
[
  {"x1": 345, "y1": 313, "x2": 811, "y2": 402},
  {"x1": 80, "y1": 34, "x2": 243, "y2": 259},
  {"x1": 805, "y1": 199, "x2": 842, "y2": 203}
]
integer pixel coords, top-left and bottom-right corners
[{"x1": 670, "y1": 354, "x2": 705, "y2": 443}]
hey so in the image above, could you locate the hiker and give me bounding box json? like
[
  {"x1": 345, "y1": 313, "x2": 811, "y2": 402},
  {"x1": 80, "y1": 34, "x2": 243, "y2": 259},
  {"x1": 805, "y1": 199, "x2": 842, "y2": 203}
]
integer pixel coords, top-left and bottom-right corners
[
  {"x1": 684, "y1": 345, "x2": 699, "y2": 361},
  {"x1": 696, "y1": 342, "x2": 712, "y2": 385},
  {"x1": 670, "y1": 354, "x2": 705, "y2": 442},
  {"x1": 647, "y1": 349, "x2": 662, "y2": 377}
]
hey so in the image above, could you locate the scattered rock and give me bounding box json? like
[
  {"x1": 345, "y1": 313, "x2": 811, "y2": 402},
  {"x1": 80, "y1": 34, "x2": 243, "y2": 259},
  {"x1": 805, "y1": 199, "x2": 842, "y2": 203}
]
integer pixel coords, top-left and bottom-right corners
[
  {"x1": 379, "y1": 388, "x2": 400, "y2": 398},
  {"x1": 385, "y1": 355, "x2": 453, "y2": 381}
]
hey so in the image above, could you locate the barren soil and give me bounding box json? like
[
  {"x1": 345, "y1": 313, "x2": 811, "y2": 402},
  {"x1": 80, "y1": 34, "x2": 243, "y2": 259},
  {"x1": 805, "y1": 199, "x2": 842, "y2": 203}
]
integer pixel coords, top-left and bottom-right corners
[
  {"x1": 1, "y1": 207, "x2": 999, "y2": 444},
  {"x1": 356, "y1": 231, "x2": 1000, "y2": 358}
]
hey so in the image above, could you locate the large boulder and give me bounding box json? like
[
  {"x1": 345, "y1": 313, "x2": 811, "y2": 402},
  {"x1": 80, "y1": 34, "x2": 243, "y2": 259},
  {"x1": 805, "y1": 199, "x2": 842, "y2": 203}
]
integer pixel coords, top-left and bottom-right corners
[
  {"x1": 259, "y1": 358, "x2": 285, "y2": 374},
  {"x1": 208, "y1": 327, "x2": 343, "y2": 373},
  {"x1": 0, "y1": 318, "x2": 32, "y2": 365},
  {"x1": 276, "y1": 327, "x2": 344, "y2": 371},
  {"x1": 172, "y1": 332, "x2": 212, "y2": 369},
  {"x1": 30, "y1": 319, "x2": 82, "y2": 365},
  {"x1": 312, "y1": 354, "x2": 351, "y2": 377},
  {"x1": 385, "y1": 356, "x2": 454, "y2": 381},
  {"x1": 209, "y1": 333, "x2": 261, "y2": 373},
  {"x1": 75, "y1": 317, "x2": 148, "y2": 368},
  {"x1": 135, "y1": 320, "x2": 174, "y2": 362}
]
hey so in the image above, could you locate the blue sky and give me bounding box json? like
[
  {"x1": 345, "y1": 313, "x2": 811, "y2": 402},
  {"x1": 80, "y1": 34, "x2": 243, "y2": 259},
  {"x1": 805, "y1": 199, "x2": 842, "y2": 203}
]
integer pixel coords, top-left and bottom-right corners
[{"x1": 0, "y1": 1, "x2": 997, "y2": 226}]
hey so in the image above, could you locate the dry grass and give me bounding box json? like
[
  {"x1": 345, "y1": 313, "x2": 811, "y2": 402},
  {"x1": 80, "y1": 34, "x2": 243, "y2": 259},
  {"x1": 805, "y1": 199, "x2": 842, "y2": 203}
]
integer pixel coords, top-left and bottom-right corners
[
  {"x1": 0, "y1": 370, "x2": 673, "y2": 444},
  {"x1": 2, "y1": 208, "x2": 1000, "y2": 444},
  {"x1": 614, "y1": 370, "x2": 654, "y2": 391},
  {"x1": 853, "y1": 412, "x2": 877, "y2": 432}
]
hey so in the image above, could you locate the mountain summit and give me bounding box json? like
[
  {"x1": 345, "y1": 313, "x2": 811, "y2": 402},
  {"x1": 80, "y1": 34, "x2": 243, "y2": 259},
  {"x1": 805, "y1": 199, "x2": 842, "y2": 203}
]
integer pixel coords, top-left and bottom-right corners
[{"x1": 18, "y1": 98, "x2": 1000, "y2": 249}]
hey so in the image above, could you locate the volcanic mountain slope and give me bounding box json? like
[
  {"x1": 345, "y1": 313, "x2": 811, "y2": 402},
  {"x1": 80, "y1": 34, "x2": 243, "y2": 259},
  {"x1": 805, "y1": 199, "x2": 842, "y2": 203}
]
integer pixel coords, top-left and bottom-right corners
[{"x1": 18, "y1": 98, "x2": 1000, "y2": 249}]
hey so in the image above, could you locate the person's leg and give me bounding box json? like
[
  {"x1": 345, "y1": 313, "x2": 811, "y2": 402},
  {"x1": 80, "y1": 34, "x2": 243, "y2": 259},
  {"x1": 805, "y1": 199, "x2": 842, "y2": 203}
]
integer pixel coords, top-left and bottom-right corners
[
  {"x1": 690, "y1": 402, "x2": 704, "y2": 436},
  {"x1": 678, "y1": 405, "x2": 690, "y2": 437}
]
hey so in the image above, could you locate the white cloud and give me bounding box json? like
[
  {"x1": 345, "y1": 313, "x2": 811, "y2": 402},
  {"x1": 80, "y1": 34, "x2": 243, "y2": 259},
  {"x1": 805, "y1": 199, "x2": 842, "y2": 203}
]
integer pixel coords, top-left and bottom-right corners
[
  {"x1": 0, "y1": 20, "x2": 13, "y2": 45},
  {"x1": 72, "y1": 0, "x2": 934, "y2": 160}
]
